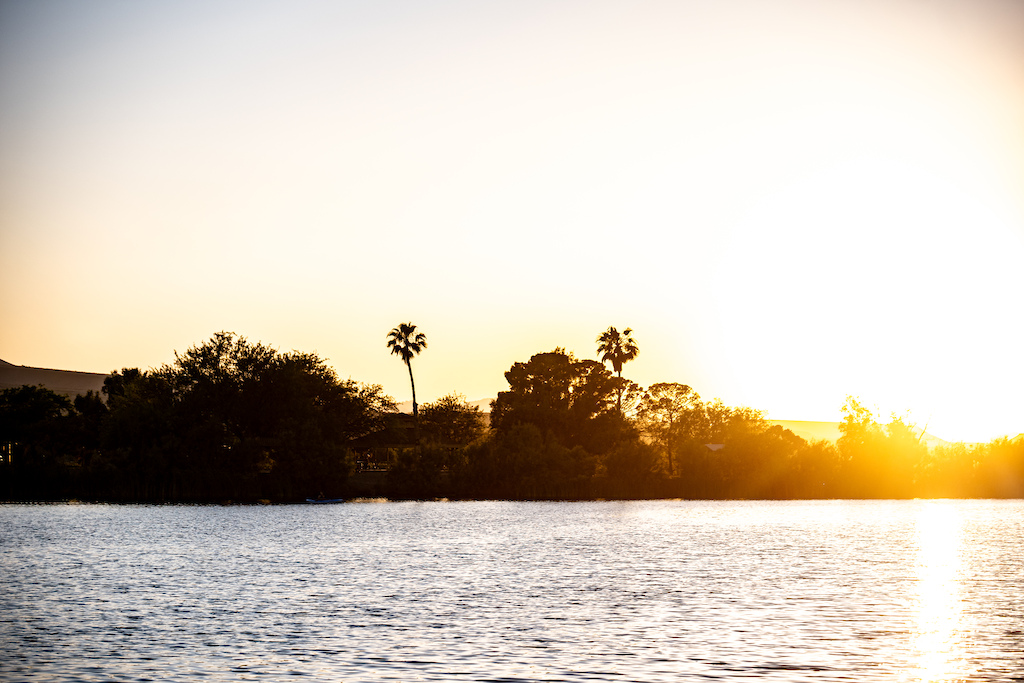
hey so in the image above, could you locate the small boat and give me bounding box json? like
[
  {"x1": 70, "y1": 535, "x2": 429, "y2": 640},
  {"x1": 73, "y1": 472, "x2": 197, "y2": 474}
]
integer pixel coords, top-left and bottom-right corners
[{"x1": 306, "y1": 497, "x2": 345, "y2": 504}]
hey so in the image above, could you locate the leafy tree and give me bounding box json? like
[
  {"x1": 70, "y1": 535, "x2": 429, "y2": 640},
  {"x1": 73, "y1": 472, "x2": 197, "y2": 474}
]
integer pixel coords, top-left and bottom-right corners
[
  {"x1": 602, "y1": 439, "x2": 660, "y2": 488},
  {"x1": 788, "y1": 438, "x2": 841, "y2": 498},
  {"x1": 923, "y1": 437, "x2": 1024, "y2": 498},
  {"x1": 837, "y1": 396, "x2": 883, "y2": 456},
  {"x1": 637, "y1": 382, "x2": 703, "y2": 475},
  {"x1": 702, "y1": 401, "x2": 769, "y2": 442},
  {"x1": 919, "y1": 441, "x2": 972, "y2": 497},
  {"x1": 419, "y1": 393, "x2": 484, "y2": 447},
  {"x1": 971, "y1": 437, "x2": 1024, "y2": 498},
  {"x1": 386, "y1": 443, "x2": 452, "y2": 498},
  {"x1": 616, "y1": 379, "x2": 646, "y2": 420},
  {"x1": 879, "y1": 412, "x2": 928, "y2": 495},
  {"x1": 387, "y1": 393, "x2": 485, "y2": 498},
  {"x1": 718, "y1": 422, "x2": 805, "y2": 498},
  {"x1": 0, "y1": 385, "x2": 79, "y2": 500},
  {"x1": 701, "y1": 402, "x2": 799, "y2": 497},
  {"x1": 100, "y1": 369, "x2": 176, "y2": 466},
  {"x1": 596, "y1": 326, "x2": 639, "y2": 414},
  {"x1": 490, "y1": 349, "x2": 627, "y2": 455},
  {"x1": 386, "y1": 322, "x2": 427, "y2": 417},
  {"x1": 0, "y1": 385, "x2": 73, "y2": 467},
  {"x1": 460, "y1": 423, "x2": 596, "y2": 499},
  {"x1": 473, "y1": 348, "x2": 640, "y2": 497},
  {"x1": 96, "y1": 332, "x2": 394, "y2": 501},
  {"x1": 836, "y1": 397, "x2": 927, "y2": 497},
  {"x1": 65, "y1": 391, "x2": 108, "y2": 467}
]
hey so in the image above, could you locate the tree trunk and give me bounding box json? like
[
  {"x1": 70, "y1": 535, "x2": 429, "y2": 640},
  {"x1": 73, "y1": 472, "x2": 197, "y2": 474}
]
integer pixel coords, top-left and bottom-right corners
[
  {"x1": 407, "y1": 360, "x2": 418, "y2": 417},
  {"x1": 616, "y1": 369, "x2": 623, "y2": 415}
]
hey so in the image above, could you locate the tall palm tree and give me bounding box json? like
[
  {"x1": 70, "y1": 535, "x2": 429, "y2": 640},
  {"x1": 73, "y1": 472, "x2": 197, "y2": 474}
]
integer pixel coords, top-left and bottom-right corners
[
  {"x1": 387, "y1": 322, "x2": 428, "y2": 417},
  {"x1": 596, "y1": 326, "x2": 639, "y2": 414}
]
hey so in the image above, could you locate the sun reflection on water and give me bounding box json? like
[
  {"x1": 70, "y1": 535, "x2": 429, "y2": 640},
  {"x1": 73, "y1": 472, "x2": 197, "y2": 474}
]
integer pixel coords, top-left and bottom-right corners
[{"x1": 912, "y1": 502, "x2": 972, "y2": 682}]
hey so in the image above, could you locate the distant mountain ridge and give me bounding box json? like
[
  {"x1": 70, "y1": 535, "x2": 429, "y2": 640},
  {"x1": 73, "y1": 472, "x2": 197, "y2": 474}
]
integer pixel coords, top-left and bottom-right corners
[
  {"x1": 771, "y1": 419, "x2": 950, "y2": 449},
  {"x1": 0, "y1": 359, "x2": 108, "y2": 397},
  {"x1": 393, "y1": 401, "x2": 950, "y2": 446}
]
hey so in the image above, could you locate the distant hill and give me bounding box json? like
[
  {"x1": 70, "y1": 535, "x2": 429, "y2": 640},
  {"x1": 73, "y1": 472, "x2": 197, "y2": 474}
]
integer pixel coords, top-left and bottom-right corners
[
  {"x1": 0, "y1": 359, "x2": 108, "y2": 398},
  {"x1": 771, "y1": 420, "x2": 843, "y2": 443},
  {"x1": 392, "y1": 405, "x2": 949, "y2": 447},
  {"x1": 771, "y1": 419, "x2": 949, "y2": 449}
]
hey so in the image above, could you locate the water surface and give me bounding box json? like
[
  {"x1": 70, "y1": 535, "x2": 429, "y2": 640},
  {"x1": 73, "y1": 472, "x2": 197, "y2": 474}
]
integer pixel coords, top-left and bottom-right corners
[{"x1": 2, "y1": 500, "x2": 1022, "y2": 681}]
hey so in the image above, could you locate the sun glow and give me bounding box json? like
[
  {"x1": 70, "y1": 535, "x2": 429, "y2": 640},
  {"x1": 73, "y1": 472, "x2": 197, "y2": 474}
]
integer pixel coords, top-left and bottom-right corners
[{"x1": 0, "y1": 0, "x2": 1022, "y2": 442}]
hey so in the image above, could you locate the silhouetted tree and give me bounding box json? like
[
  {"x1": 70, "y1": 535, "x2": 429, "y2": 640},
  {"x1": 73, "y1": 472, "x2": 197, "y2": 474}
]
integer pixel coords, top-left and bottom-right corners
[
  {"x1": 878, "y1": 413, "x2": 928, "y2": 496},
  {"x1": 637, "y1": 382, "x2": 703, "y2": 475},
  {"x1": 837, "y1": 396, "x2": 881, "y2": 496},
  {"x1": 602, "y1": 439, "x2": 660, "y2": 490},
  {"x1": 785, "y1": 438, "x2": 841, "y2": 498},
  {"x1": 491, "y1": 349, "x2": 628, "y2": 456},
  {"x1": 66, "y1": 391, "x2": 107, "y2": 467},
  {"x1": 596, "y1": 326, "x2": 639, "y2": 414},
  {"x1": 835, "y1": 397, "x2": 931, "y2": 497},
  {"x1": 460, "y1": 423, "x2": 596, "y2": 499},
  {"x1": 419, "y1": 393, "x2": 484, "y2": 448},
  {"x1": 463, "y1": 349, "x2": 634, "y2": 498},
  {"x1": 0, "y1": 385, "x2": 78, "y2": 500},
  {"x1": 970, "y1": 437, "x2": 1024, "y2": 497},
  {"x1": 12, "y1": 327, "x2": 1024, "y2": 502},
  {"x1": 387, "y1": 393, "x2": 485, "y2": 498},
  {"x1": 94, "y1": 332, "x2": 394, "y2": 501},
  {"x1": 719, "y1": 422, "x2": 805, "y2": 498},
  {"x1": 0, "y1": 385, "x2": 72, "y2": 468},
  {"x1": 387, "y1": 322, "x2": 427, "y2": 418}
]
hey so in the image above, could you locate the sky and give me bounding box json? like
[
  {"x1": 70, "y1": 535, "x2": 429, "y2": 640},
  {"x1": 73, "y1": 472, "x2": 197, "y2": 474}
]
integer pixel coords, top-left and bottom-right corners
[{"x1": 2, "y1": 0, "x2": 1023, "y2": 443}]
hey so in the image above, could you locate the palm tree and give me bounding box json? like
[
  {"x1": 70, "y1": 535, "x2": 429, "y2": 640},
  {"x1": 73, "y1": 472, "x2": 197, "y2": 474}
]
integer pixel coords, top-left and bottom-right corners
[
  {"x1": 387, "y1": 322, "x2": 428, "y2": 417},
  {"x1": 596, "y1": 326, "x2": 639, "y2": 414}
]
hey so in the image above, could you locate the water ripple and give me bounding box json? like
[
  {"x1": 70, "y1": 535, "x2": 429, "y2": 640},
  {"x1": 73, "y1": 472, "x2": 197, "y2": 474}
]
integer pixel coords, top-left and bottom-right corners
[{"x1": 2, "y1": 500, "x2": 1022, "y2": 682}]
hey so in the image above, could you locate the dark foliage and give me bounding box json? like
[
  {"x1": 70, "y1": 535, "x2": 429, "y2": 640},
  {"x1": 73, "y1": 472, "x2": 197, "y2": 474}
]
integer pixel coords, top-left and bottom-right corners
[
  {"x1": 1, "y1": 333, "x2": 395, "y2": 502},
  {"x1": 3, "y1": 336, "x2": 1023, "y2": 502}
]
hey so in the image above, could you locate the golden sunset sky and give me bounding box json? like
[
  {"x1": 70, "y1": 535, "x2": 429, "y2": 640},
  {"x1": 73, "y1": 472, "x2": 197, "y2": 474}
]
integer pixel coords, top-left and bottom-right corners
[{"x1": 2, "y1": 0, "x2": 1022, "y2": 443}]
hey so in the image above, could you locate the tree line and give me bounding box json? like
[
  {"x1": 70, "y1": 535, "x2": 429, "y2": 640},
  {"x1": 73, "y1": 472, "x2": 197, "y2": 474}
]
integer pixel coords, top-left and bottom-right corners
[
  {"x1": 2, "y1": 327, "x2": 1022, "y2": 502},
  {"x1": 1, "y1": 333, "x2": 392, "y2": 501}
]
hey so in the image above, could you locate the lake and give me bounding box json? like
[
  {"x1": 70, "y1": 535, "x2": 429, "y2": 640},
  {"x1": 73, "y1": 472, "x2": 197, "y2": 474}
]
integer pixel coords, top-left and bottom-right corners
[{"x1": 1, "y1": 500, "x2": 1022, "y2": 682}]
